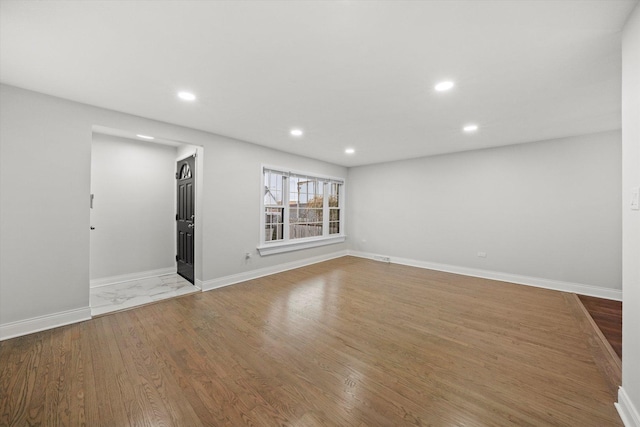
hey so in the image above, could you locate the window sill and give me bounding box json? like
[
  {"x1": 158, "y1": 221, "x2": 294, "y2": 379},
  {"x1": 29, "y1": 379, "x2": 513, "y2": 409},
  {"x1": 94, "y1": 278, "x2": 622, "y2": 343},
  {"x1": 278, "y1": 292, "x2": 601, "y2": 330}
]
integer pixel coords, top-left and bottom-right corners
[{"x1": 257, "y1": 235, "x2": 346, "y2": 256}]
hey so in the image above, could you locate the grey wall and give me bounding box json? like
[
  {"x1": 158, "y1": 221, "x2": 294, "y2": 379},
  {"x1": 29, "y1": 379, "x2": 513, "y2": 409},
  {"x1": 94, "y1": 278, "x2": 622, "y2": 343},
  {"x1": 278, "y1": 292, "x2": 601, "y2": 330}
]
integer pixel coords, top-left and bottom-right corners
[
  {"x1": 0, "y1": 84, "x2": 347, "y2": 327},
  {"x1": 90, "y1": 133, "x2": 177, "y2": 281},
  {"x1": 621, "y1": 1, "x2": 640, "y2": 419},
  {"x1": 348, "y1": 131, "x2": 622, "y2": 290},
  {"x1": 1, "y1": 85, "x2": 92, "y2": 325}
]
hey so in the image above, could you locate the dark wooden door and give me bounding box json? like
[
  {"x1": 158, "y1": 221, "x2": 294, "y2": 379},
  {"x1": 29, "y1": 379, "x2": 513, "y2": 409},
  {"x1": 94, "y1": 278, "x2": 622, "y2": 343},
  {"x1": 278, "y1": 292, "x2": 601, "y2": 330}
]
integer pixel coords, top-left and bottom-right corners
[{"x1": 176, "y1": 156, "x2": 195, "y2": 284}]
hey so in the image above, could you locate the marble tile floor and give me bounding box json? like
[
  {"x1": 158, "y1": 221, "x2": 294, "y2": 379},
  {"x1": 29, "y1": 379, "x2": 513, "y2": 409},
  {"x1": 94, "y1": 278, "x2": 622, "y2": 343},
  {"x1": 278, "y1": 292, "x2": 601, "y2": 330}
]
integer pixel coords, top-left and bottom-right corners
[{"x1": 91, "y1": 274, "x2": 200, "y2": 316}]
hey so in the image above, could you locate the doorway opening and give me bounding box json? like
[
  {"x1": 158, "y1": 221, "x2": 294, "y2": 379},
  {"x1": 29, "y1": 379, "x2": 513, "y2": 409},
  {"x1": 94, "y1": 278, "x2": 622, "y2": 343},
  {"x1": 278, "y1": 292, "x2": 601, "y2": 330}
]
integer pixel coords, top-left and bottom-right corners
[{"x1": 89, "y1": 127, "x2": 202, "y2": 316}]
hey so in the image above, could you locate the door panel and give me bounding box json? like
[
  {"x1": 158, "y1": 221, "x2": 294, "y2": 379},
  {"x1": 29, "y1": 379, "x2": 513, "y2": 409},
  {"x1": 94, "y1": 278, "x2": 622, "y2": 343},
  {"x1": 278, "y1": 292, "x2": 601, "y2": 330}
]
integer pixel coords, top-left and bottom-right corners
[{"x1": 176, "y1": 156, "x2": 195, "y2": 284}]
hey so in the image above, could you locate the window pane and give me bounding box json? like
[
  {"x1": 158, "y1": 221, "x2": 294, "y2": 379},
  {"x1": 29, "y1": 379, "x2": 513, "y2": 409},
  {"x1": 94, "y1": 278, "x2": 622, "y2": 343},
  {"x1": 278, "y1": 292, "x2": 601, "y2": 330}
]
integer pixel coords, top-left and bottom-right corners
[
  {"x1": 329, "y1": 222, "x2": 340, "y2": 234},
  {"x1": 264, "y1": 171, "x2": 284, "y2": 206},
  {"x1": 290, "y1": 223, "x2": 323, "y2": 238},
  {"x1": 290, "y1": 208, "x2": 323, "y2": 223},
  {"x1": 290, "y1": 177, "x2": 323, "y2": 206},
  {"x1": 329, "y1": 183, "x2": 340, "y2": 207},
  {"x1": 288, "y1": 177, "x2": 324, "y2": 240},
  {"x1": 179, "y1": 164, "x2": 192, "y2": 179},
  {"x1": 265, "y1": 207, "x2": 283, "y2": 224},
  {"x1": 265, "y1": 207, "x2": 283, "y2": 241},
  {"x1": 329, "y1": 209, "x2": 339, "y2": 221}
]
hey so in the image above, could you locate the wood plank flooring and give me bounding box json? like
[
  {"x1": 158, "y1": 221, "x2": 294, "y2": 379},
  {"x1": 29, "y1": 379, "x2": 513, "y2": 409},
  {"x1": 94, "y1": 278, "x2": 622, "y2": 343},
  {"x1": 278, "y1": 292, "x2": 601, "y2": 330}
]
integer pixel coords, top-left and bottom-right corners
[
  {"x1": 578, "y1": 294, "x2": 622, "y2": 359},
  {"x1": 0, "y1": 257, "x2": 622, "y2": 426}
]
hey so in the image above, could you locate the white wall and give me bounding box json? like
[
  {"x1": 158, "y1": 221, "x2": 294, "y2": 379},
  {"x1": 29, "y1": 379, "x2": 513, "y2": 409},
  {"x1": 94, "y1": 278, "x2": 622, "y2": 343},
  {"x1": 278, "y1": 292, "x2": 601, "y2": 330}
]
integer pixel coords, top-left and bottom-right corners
[
  {"x1": 0, "y1": 84, "x2": 347, "y2": 333},
  {"x1": 619, "y1": 2, "x2": 640, "y2": 425},
  {"x1": 200, "y1": 136, "x2": 347, "y2": 279},
  {"x1": 90, "y1": 133, "x2": 177, "y2": 282},
  {"x1": 348, "y1": 131, "x2": 622, "y2": 294}
]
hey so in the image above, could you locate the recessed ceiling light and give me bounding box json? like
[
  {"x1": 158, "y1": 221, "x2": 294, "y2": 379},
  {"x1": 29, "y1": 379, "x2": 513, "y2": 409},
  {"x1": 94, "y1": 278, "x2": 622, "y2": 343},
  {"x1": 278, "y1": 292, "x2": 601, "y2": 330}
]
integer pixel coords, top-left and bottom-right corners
[
  {"x1": 136, "y1": 134, "x2": 154, "y2": 140},
  {"x1": 435, "y1": 81, "x2": 455, "y2": 92},
  {"x1": 463, "y1": 124, "x2": 479, "y2": 133},
  {"x1": 345, "y1": 148, "x2": 355, "y2": 154},
  {"x1": 290, "y1": 128, "x2": 303, "y2": 137},
  {"x1": 177, "y1": 91, "x2": 196, "y2": 101}
]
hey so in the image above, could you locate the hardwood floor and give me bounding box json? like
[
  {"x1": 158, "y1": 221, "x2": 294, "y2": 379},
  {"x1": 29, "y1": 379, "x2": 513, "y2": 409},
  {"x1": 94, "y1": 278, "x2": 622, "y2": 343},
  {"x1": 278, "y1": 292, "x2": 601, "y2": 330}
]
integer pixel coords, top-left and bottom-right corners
[
  {"x1": 0, "y1": 257, "x2": 622, "y2": 426},
  {"x1": 577, "y1": 294, "x2": 622, "y2": 359}
]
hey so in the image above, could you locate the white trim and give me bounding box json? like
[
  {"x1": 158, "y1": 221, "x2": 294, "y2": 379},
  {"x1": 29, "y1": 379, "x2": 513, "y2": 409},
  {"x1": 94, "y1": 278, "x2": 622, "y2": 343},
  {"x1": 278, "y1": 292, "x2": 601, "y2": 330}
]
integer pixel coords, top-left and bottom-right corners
[
  {"x1": 262, "y1": 163, "x2": 345, "y2": 184},
  {"x1": 176, "y1": 150, "x2": 197, "y2": 162},
  {"x1": 348, "y1": 250, "x2": 623, "y2": 301},
  {"x1": 90, "y1": 267, "x2": 176, "y2": 288},
  {"x1": 257, "y1": 235, "x2": 346, "y2": 256},
  {"x1": 0, "y1": 307, "x2": 92, "y2": 341},
  {"x1": 202, "y1": 250, "x2": 348, "y2": 291},
  {"x1": 617, "y1": 387, "x2": 640, "y2": 427}
]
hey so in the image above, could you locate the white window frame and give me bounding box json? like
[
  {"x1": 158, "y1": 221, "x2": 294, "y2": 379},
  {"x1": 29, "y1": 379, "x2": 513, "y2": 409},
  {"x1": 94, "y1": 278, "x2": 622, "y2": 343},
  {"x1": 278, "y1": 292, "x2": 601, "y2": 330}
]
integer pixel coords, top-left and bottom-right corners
[{"x1": 257, "y1": 165, "x2": 346, "y2": 256}]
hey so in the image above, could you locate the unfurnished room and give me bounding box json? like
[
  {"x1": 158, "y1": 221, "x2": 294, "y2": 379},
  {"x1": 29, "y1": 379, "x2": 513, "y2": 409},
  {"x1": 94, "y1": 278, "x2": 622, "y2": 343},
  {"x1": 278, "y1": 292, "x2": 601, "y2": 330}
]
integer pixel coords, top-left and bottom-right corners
[{"x1": 1, "y1": 1, "x2": 639, "y2": 426}]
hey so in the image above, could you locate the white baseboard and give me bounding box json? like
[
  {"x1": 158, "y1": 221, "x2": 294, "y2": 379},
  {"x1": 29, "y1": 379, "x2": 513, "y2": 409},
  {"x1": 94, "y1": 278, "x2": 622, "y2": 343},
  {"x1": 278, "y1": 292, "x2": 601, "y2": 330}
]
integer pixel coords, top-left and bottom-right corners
[
  {"x1": 202, "y1": 250, "x2": 349, "y2": 291},
  {"x1": 348, "y1": 251, "x2": 622, "y2": 301},
  {"x1": 90, "y1": 267, "x2": 176, "y2": 288},
  {"x1": 617, "y1": 387, "x2": 640, "y2": 427},
  {"x1": 5, "y1": 251, "x2": 620, "y2": 340},
  {"x1": 0, "y1": 307, "x2": 92, "y2": 341}
]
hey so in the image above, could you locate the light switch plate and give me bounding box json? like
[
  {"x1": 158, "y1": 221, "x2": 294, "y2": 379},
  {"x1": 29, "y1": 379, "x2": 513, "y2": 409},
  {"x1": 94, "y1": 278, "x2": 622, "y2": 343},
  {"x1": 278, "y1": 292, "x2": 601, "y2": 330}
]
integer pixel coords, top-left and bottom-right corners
[{"x1": 632, "y1": 187, "x2": 640, "y2": 211}]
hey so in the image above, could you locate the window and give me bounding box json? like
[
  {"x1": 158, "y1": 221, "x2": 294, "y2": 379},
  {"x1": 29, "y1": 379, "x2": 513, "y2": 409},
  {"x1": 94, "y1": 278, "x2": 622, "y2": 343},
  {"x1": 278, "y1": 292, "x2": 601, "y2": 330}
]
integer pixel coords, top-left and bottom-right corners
[
  {"x1": 179, "y1": 163, "x2": 192, "y2": 179},
  {"x1": 259, "y1": 167, "x2": 345, "y2": 255},
  {"x1": 328, "y1": 182, "x2": 341, "y2": 235},
  {"x1": 264, "y1": 169, "x2": 284, "y2": 242}
]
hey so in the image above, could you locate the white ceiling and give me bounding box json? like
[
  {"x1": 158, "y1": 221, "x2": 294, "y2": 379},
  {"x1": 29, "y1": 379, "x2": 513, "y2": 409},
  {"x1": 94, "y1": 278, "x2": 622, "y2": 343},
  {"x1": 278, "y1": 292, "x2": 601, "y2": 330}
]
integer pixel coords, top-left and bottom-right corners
[{"x1": 1, "y1": 0, "x2": 637, "y2": 167}]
